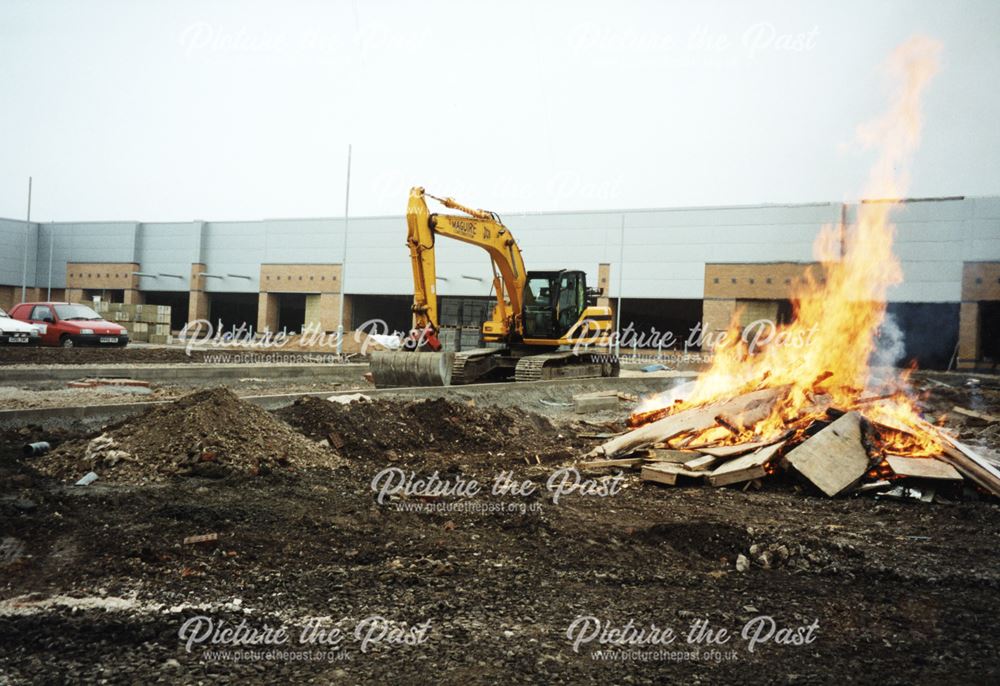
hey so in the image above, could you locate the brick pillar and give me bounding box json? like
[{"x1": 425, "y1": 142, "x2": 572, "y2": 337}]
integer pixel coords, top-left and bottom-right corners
[
  {"x1": 257, "y1": 292, "x2": 280, "y2": 332},
  {"x1": 957, "y1": 302, "x2": 980, "y2": 369},
  {"x1": 188, "y1": 263, "x2": 209, "y2": 324},
  {"x1": 702, "y1": 298, "x2": 737, "y2": 350},
  {"x1": 317, "y1": 292, "x2": 343, "y2": 332},
  {"x1": 597, "y1": 263, "x2": 611, "y2": 308}
]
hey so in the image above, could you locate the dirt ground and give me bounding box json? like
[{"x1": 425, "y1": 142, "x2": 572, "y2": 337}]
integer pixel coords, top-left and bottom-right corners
[
  {"x1": 1, "y1": 382, "x2": 999, "y2": 684},
  {"x1": 0, "y1": 346, "x2": 343, "y2": 366},
  {"x1": 0, "y1": 380, "x2": 362, "y2": 411}
]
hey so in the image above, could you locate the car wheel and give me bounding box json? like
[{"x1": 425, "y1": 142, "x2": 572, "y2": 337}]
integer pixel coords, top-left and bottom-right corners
[{"x1": 60, "y1": 335, "x2": 74, "y2": 348}]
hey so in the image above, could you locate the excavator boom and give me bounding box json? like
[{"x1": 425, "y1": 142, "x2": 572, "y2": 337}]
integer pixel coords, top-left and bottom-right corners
[{"x1": 405, "y1": 187, "x2": 525, "y2": 340}]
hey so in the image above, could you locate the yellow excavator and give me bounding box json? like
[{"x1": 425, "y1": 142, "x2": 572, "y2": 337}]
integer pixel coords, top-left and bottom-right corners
[{"x1": 370, "y1": 187, "x2": 619, "y2": 387}]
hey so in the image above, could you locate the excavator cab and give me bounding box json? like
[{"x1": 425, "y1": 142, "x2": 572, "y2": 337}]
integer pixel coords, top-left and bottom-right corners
[{"x1": 522, "y1": 270, "x2": 587, "y2": 339}]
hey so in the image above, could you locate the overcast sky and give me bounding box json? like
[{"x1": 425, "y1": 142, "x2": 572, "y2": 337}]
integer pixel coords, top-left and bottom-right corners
[{"x1": 1, "y1": 0, "x2": 998, "y2": 222}]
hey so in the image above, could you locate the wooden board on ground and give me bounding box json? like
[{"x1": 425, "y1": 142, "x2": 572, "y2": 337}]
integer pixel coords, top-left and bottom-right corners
[
  {"x1": 647, "y1": 449, "x2": 703, "y2": 463},
  {"x1": 885, "y1": 455, "x2": 963, "y2": 481},
  {"x1": 707, "y1": 442, "x2": 785, "y2": 487},
  {"x1": 937, "y1": 435, "x2": 1000, "y2": 497},
  {"x1": 577, "y1": 457, "x2": 645, "y2": 470},
  {"x1": 682, "y1": 455, "x2": 720, "y2": 471},
  {"x1": 952, "y1": 406, "x2": 1000, "y2": 424},
  {"x1": 785, "y1": 412, "x2": 867, "y2": 497},
  {"x1": 697, "y1": 440, "x2": 772, "y2": 458},
  {"x1": 640, "y1": 462, "x2": 706, "y2": 486},
  {"x1": 586, "y1": 386, "x2": 788, "y2": 458}
]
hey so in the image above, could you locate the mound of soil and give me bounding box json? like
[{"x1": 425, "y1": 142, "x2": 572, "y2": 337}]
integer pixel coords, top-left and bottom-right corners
[
  {"x1": 277, "y1": 395, "x2": 564, "y2": 461},
  {"x1": 36, "y1": 388, "x2": 340, "y2": 483}
]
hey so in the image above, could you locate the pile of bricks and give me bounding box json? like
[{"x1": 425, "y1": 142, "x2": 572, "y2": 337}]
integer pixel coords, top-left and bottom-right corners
[{"x1": 89, "y1": 301, "x2": 173, "y2": 344}]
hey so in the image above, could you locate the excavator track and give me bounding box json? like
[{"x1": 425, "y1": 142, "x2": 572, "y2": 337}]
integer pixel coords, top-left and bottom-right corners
[
  {"x1": 449, "y1": 348, "x2": 499, "y2": 385},
  {"x1": 514, "y1": 351, "x2": 619, "y2": 383}
]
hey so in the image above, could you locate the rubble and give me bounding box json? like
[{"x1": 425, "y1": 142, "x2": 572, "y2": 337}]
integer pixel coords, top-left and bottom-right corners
[
  {"x1": 75, "y1": 472, "x2": 98, "y2": 486},
  {"x1": 36, "y1": 388, "x2": 341, "y2": 483},
  {"x1": 182, "y1": 533, "x2": 219, "y2": 546}
]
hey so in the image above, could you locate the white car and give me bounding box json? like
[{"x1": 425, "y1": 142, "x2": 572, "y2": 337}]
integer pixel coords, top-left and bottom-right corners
[{"x1": 0, "y1": 306, "x2": 41, "y2": 346}]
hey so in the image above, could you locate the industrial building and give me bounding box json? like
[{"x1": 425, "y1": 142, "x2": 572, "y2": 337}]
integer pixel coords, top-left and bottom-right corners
[{"x1": 1, "y1": 195, "x2": 998, "y2": 369}]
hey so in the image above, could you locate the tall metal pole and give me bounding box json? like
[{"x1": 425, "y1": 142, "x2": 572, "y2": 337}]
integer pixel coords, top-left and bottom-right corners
[
  {"x1": 335, "y1": 144, "x2": 352, "y2": 356},
  {"x1": 20, "y1": 176, "x2": 32, "y2": 303},
  {"x1": 47, "y1": 224, "x2": 54, "y2": 300},
  {"x1": 614, "y1": 215, "x2": 625, "y2": 359}
]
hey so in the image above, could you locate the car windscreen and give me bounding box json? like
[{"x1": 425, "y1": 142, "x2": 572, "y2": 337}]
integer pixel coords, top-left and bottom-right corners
[
  {"x1": 0, "y1": 307, "x2": 7, "y2": 318},
  {"x1": 53, "y1": 304, "x2": 103, "y2": 321}
]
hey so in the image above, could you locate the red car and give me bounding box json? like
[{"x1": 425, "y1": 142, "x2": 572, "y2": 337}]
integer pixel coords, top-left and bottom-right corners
[{"x1": 9, "y1": 302, "x2": 129, "y2": 348}]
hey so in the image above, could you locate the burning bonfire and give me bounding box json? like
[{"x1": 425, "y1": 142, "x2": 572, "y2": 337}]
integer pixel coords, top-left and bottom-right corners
[{"x1": 586, "y1": 37, "x2": 1000, "y2": 500}]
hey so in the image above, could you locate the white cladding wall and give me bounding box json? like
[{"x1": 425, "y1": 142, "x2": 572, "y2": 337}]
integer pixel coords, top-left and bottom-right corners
[
  {"x1": 1, "y1": 197, "x2": 998, "y2": 302},
  {"x1": 853, "y1": 197, "x2": 1000, "y2": 303},
  {"x1": 134, "y1": 222, "x2": 199, "y2": 292},
  {"x1": 0, "y1": 219, "x2": 37, "y2": 289}
]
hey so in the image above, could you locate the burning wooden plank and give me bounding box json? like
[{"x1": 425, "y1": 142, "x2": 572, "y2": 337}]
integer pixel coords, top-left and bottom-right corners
[
  {"x1": 586, "y1": 387, "x2": 787, "y2": 459},
  {"x1": 707, "y1": 442, "x2": 785, "y2": 487},
  {"x1": 716, "y1": 397, "x2": 786, "y2": 433},
  {"x1": 697, "y1": 439, "x2": 776, "y2": 458},
  {"x1": 785, "y1": 412, "x2": 868, "y2": 497},
  {"x1": 885, "y1": 455, "x2": 963, "y2": 481}
]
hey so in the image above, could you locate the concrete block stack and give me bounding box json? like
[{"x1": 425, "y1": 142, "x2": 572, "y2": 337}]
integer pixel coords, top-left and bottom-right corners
[{"x1": 89, "y1": 302, "x2": 173, "y2": 344}]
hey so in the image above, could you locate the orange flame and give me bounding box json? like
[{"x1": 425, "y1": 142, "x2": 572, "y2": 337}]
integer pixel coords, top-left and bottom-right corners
[{"x1": 634, "y1": 37, "x2": 944, "y2": 455}]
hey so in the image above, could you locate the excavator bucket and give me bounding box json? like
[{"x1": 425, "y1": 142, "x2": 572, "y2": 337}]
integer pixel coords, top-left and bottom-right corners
[{"x1": 370, "y1": 350, "x2": 455, "y2": 388}]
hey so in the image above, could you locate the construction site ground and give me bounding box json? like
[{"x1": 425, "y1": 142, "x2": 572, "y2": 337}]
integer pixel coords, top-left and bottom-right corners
[{"x1": 1, "y1": 354, "x2": 998, "y2": 684}]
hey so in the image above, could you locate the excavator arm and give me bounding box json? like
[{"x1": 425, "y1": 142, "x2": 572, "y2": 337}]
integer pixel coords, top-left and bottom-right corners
[{"x1": 406, "y1": 187, "x2": 526, "y2": 342}]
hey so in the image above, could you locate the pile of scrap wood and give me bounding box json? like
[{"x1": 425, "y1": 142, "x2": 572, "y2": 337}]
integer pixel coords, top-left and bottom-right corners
[{"x1": 579, "y1": 386, "x2": 1000, "y2": 500}]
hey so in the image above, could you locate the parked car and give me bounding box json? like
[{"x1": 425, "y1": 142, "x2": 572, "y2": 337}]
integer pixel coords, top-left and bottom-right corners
[
  {"x1": 9, "y1": 302, "x2": 129, "y2": 347},
  {"x1": 0, "y1": 305, "x2": 41, "y2": 346}
]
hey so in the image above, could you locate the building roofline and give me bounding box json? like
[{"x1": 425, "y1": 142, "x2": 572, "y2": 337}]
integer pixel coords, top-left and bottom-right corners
[{"x1": 0, "y1": 194, "x2": 987, "y2": 226}]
